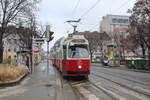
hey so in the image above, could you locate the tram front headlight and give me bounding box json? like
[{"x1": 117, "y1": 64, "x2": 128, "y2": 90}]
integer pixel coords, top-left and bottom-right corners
[{"x1": 78, "y1": 65, "x2": 82, "y2": 69}]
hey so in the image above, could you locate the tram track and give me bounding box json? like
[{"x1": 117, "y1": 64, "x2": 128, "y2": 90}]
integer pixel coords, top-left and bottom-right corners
[
  {"x1": 92, "y1": 67, "x2": 150, "y2": 87},
  {"x1": 54, "y1": 67, "x2": 82, "y2": 100},
  {"x1": 67, "y1": 80, "x2": 82, "y2": 100},
  {"x1": 88, "y1": 81, "x2": 128, "y2": 100},
  {"x1": 55, "y1": 68, "x2": 113, "y2": 100},
  {"x1": 67, "y1": 78, "x2": 117, "y2": 100},
  {"x1": 91, "y1": 72, "x2": 150, "y2": 99},
  {"x1": 91, "y1": 67, "x2": 150, "y2": 96},
  {"x1": 87, "y1": 81, "x2": 117, "y2": 100},
  {"x1": 53, "y1": 65, "x2": 150, "y2": 100}
]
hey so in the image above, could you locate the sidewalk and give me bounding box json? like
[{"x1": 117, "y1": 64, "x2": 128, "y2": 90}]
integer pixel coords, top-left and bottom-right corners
[{"x1": 0, "y1": 61, "x2": 57, "y2": 100}]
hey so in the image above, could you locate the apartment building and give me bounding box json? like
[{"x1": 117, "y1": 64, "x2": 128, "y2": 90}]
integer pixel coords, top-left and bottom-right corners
[{"x1": 100, "y1": 14, "x2": 130, "y2": 58}]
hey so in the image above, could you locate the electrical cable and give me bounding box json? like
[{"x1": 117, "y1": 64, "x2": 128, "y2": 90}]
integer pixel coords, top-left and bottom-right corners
[
  {"x1": 68, "y1": 0, "x2": 132, "y2": 32},
  {"x1": 80, "y1": 0, "x2": 101, "y2": 18},
  {"x1": 88, "y1": 0, "x2": 133, "y2": 32},
  {"x1": 110, "y1": 0, "x2": 131, "y2": 13},
  {"x1": 71, "y1": 0, "x2": 81, "y2": 18}
]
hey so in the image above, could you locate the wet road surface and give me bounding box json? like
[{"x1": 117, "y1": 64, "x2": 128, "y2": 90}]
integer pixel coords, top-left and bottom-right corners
[{"x1": 0, "y1": 62, "x2": 150, "y2": 100}]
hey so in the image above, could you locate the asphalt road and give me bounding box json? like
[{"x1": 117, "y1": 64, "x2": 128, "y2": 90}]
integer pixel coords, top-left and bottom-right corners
[
  {"x1": 89, "y1": 64, "x2": 150, "y2": 100},
  {"x1": 0, "y1": 62, "x2": 150, "y2": 100}
]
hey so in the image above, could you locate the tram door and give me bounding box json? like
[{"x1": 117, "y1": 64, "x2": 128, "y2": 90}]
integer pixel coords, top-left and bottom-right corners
[{"x1": 63, "y1": 45, "x2": 67, "y2": 72}]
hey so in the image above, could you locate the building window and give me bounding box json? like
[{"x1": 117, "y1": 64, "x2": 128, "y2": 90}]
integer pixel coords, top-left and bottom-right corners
[
  {"x1": 112, "y1": 18, "x2": 129, "y2": 24},
  {"x1": 112, "y1": 18, "x2": 117, "y2": 23}
]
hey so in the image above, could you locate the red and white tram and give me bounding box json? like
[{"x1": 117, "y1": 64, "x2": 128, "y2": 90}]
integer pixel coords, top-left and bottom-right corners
[{"x1": 51, "y1": 34, "x2": 90, "y2": 77}]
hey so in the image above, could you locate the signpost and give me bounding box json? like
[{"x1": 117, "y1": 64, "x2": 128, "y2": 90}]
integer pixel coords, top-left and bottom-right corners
[
  {"x1": 31, "y1": 25, "x2": 53, "y2": 74},
  {"x1": 45, "y1": 25, "x2": 54, "y2": 75},
  {"x1": 34, "y1": 38, "x2": 45, "y2": 44}
]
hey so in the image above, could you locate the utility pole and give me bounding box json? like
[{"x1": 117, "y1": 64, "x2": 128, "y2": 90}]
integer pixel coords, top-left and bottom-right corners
[
  {"x1": 32, "y1": 36, "x2": 34, "y2": 73},
  {"x1": 45, "y1": 25, "x2": 54, "y2": 74},
  {"x1": 47, "y1": 40, "x2": 49, "y2": 73},
  {"x1": 66, "y1": 19, "x2": 81, "y2": 34}
]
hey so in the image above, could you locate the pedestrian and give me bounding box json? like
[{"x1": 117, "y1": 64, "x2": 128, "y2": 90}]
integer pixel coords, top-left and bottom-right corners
[
  {"x1": 7, "y1": 56, "x2": 11, "y2": 64},
  {"x1": 14, "y1": 56, "x2": 17, "y2": 66},
  {"x1": 26, "y1": 56, "x2": 29, "y2": 69}
]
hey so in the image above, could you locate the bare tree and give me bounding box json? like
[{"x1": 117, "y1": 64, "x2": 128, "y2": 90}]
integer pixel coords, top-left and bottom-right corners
[
  {"x1": 0, "y1": 0, "x2": 39, "y2": 63},
  {"x1": 77, "y1": 31, "x2": 110, "y2": 59},
  {"x1": 129, "y1": 0, "x2": 150, "y2": 57}
]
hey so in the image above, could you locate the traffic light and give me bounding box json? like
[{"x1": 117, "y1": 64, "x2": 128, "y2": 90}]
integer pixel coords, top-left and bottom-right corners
[
  {"x1": 48, "y1": 31, "x2": 54, "y2": 42},
  {"x1": 45, "y1": 25, "x2": 54, "y2": 42}
]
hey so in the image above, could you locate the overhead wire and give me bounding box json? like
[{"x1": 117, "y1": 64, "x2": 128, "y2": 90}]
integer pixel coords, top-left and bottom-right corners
[
  {"x1": 88, "y1": 23, "x2": 99, "y2": 31},
  {"x1": 88, "y1": 0, "x2": 133, "y2": 32},
  {"x1": 80, "y1": 0, "x2": 101, "y2": 19},
  {"x1": 110, "y1": 0, "x2": 131, "y2": 13},
  {"x1": 71, "y1": 0, "x2": 81, "y2": 18},
  {"x1": 66, "y1": 0, "x2": 81, "y2": 33},
  {"x1": 88, "y1": 18, "x2": 102, "y2": 32},
  {"x1": 76, "y1": 0, "x2": 102, "y2": 32},
  {"x1": 69, "y1": 0, "x2": 132, "y2": 32},
  {"x1": 70, "y1": 0, "x2": 102, "y2": 32}
]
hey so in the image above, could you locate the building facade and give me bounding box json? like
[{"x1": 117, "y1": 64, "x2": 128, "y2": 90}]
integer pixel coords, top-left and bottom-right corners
[
  {"x1": 100, "y1": 15, "x2": 130, "y2": 58},
  {"x1": 100, "y1": 14, "x2": 129, "y2": 36},
  {"x1": 3, "y1": 33, "x2": 21, "y2": 64}
]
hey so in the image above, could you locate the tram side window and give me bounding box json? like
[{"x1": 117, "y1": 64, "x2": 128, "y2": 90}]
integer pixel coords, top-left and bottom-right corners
[
  {"x1": 63, "y1": 45, "x2": 67, "y2": 59},
  {"x1": 68, "y1": 45, "x2": 89, "y2": 58}
]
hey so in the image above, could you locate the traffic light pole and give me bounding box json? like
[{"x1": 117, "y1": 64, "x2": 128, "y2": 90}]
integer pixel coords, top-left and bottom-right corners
[
  {"x1": 47, "y1": 41, "x2": 49, "y2": 74},
  {"x1": 32, "y1": 36, "x2": 35, "y2": 74},
  {"x1": 45, "y1": 25, "x2": 54, "y2": 76}
]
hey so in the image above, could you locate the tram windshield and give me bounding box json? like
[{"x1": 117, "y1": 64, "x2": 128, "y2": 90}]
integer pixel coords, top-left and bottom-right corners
[{"x1": 68, "y1": 44, "x2": 89, "y2": 58}]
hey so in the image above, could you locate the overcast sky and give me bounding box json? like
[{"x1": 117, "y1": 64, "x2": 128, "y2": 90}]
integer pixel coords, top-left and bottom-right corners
[{"x1": 38, "y1": 0, "x2": 136, "y2": 50}]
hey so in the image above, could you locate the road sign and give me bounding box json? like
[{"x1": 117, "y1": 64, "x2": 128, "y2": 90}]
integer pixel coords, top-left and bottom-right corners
[{"x1": 34, "y1": 38, "x2": 45, "y2": 43}]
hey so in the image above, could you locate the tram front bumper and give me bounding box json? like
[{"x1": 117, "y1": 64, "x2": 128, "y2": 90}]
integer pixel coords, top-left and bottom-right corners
[{"x1": 64, "y1": 71, "x2": 90, "y2": 76}]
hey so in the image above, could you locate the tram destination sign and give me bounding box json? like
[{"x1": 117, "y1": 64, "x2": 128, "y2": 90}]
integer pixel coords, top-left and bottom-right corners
[{"x1": 71, "y1": 39, "x2": 86, "y2": 43}]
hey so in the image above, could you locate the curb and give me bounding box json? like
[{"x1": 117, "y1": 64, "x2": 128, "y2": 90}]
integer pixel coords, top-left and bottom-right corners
[
  {"x1": 0, "y1": 73, "x2": 28, "y2": 87},
  {"x1": 91, "y1": 63, "x2": 150, "y2": 73},
  {"x1": 109, "y1": 65, "x2": 150, "y2": 73}
]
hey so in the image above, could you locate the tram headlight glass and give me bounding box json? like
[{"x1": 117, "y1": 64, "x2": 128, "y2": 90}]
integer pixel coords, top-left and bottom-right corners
[{"x1": 78, "y1": 65, "x2": 82, "y2": 69}]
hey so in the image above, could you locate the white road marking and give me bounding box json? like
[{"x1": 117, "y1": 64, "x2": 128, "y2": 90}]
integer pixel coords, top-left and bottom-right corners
[
  {"x1": 111, "y1": 84, "x2": 150, "y2": 100},
  {"x1": 77, "y1": 87, "x2": 101, "y2": 100},
  {"x1": 95, "y1": 81, "x2": 150, "y2": 100},
  {"x1": 72, "y1": 82, "x2": 86, "y2": 86},
  {"x1": 133, "y1": 86, "x2": 150, "y2": 95},
  {"x1": 95, "y1": 82, "x2": 128, "y2": 100}
]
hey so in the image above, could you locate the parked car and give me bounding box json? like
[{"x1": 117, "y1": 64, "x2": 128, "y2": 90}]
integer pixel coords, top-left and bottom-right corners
[{"x1": 101, "y1": 57, "x2": 109, "y2": 66}]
